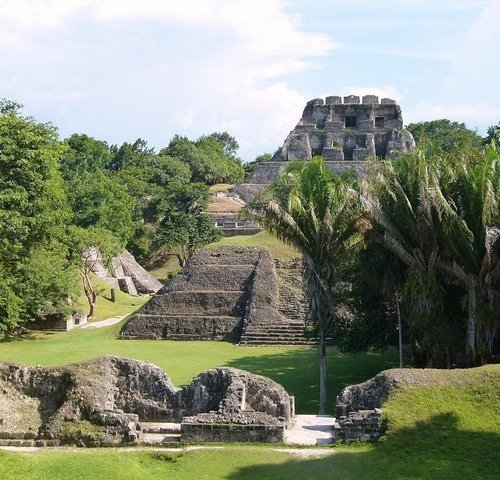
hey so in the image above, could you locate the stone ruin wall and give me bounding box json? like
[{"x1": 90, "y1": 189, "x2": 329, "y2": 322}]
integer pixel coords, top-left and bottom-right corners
[
  {"x1": 0, "y1": 357, "x2": 292, "y2": 446},
  {"x1": 85, "y1": 248, "x2": 163, "y2": 296}
]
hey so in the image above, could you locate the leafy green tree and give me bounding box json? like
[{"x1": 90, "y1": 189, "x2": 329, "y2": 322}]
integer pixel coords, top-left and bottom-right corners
[
  {"x1": 61, "y1": 133, "x2": 112, "y2": 178},
  {"x1": 66, "y1": 170, "x2": 134, "y2": 244},
  {"x1": 484, "y1": 122, "x2": 500, "y2": 145},
  {"x1": 0, "y1": 99, "x2": 76, "y2": 335},
  {"x1": 197, "y1": 131, "x2": 239, "y2": 159},
  {"x1": 162, "y1": 134, "x2": 244, "y2": 185},
  {"x1": 108, "y1": 138, "x2": 154, "y2": 171},
  {"x1": 361, "y1": 150, "x2": 460, "y2": 365},
  {"x1": 407, "y1": 119, "x2": 483, "y2": 154},
  {"x1": 156, "y1": 183, "x2": 221, "y2": 265},
  {"x1": 362, "y1": 146, "x2": 500, "y2": 365},
  {"x1": 246, "y1": 157, "x2": 366, "y2": 414},
  {"x1": 244, "y1": 153, "x2": 273, "y2": 176},
  {"x1": 433, "y1": 145, "x2": 500, "y2": 359}
]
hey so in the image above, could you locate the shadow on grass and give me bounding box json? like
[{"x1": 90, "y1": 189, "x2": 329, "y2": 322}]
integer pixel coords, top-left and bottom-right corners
[
  {"x1": 225, "y1": 413, "x2": 500, "y2": 480},
  {"x1": 226, "y1": 347, "x2": 398, "y2": 414}
]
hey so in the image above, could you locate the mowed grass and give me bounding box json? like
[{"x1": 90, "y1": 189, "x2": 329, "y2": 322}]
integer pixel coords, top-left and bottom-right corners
[
  {"x1": 0, "y1": 365, "x2": 498, "y2": 480},
  {"x1": 0, "y1": 319, "x2": 397, "y2": 413},
  {"x1": 73, "y1": 274, "x2": 149, "y2": 322},
  {"x1": 209, "y1": 231, "x2": 300, "y2": 259}
]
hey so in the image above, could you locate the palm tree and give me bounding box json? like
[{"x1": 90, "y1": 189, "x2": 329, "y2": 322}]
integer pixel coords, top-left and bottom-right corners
[
  {"x1": 361, "y1": 150, "x2": 451, "y2": 365},
  {"x1": 245, "y1": 157, "x2": 366, "y2": 414},
  {"x1": 363, "y1": 146, "x2": 500, "y2": 362},
  {"x1": 434, "y1": 145, "x2": 500, "y2": 358}
]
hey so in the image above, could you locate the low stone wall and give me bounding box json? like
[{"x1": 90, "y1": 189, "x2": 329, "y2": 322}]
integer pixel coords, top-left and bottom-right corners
[
  {"x1": 334, "y1": 409, "x2": 383, "y2": 443},
  {"x1": 188, "y1": 248, "x2": 261, "y2": 266},
  {"x1": 120, "y1": 315, "x2": 243, "y2": 341},
  {"x1": 140, "y1": 291, "x2": 248, "y2": 317},
  {"x1": 181, "y1": 419, "x2": 284, "y2": 443},
  {"x1": 165, "y1": 265, "x2": 254, "y2": 292}
]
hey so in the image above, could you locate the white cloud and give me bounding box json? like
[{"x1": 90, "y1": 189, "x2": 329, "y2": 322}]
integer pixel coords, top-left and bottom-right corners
[
  {"x1": 406, "y1": 102, "x2": 500, "y2": 130},
  {"x1": 0, "y1": 0, "x2": 336, "y2": 159}
]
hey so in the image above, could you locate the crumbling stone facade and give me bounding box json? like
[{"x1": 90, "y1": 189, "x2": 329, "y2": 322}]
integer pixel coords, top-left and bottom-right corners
[
  {"x1": 85, "y1": 248, "x2": 163, "y2": 296},
  {"x1": 234, "y1": 94, "x2": 415, "y2": 202},
  {"x1": 0, "y1": 357, "x2": 292, "y2": 446},
  {"x1": 276, "y1": 95, "x2": 415, "y2": 162}
]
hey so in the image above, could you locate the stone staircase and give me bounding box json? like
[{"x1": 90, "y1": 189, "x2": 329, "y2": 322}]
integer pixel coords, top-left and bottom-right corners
[
  {"x1": 139, "y1": 422, "x2": 181, "y2": 445},
  {"x1": 0, "y1": 430, "x2": 59, "y2": 447},
  {"x1": 240, "y1": 258, "x2": 314, "y2": 345}
]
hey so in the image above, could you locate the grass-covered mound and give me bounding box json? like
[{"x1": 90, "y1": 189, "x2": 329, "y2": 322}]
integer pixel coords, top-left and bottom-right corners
[{"x1": 0, "y1": 365, "x2": 497, "y2": 479}]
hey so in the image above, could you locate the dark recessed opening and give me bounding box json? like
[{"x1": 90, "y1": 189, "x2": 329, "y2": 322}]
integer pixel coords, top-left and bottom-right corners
[
  {"x1": 375, "y1": 116, "x2": 385, "y2": 128},
  {"x1": 345, "y1": 116, "x2": 357, "y2": 128}
]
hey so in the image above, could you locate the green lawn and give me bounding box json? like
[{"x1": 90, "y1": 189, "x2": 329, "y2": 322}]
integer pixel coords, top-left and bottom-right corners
[
  {"x1": 0, "y1": 319, "x2": 397, "y2": 413},
  {"x1": 74, "y1": 274, "x2": 149, "y2": 322},
  {"x1": 0, "y1": 365, "x2": 498, "y2": 480},
  {"x1": 209, "y1": 231, "x2": 300, "y2": 259}
]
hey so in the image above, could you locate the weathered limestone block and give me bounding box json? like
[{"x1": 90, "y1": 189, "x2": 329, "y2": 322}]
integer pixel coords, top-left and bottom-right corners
[
  {"x1": 113, "y1": 250, "x2": 163, "y2": 294},
  {"x1": 344, "y1": 95, "x2": 360, "y2": 104},
  {"x1": 326, "y1": 95, "x2": 342, "y2": 105},
  {"x1": 362, "y1": 95, "x2": 379, "y2": 104},
  {"x1": 381, "y1": 97, "x2": 397, "y2": 105},
  {"x1": 334, "y1": 409, "x2": 383, "y2": 443},
  {"x1": 0, "y1": 357, "x2": 181, "y2": 445}
]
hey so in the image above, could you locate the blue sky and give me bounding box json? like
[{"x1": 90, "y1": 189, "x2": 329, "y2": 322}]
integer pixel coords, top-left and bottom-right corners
[{"x1": 0, "y1": 0, "x2": 498, "y2": 161}]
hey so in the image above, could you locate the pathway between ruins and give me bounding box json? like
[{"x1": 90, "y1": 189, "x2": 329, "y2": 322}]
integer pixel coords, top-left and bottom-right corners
[{"x1": 80, "y1": 314, "x2": 128, "y2": 329}]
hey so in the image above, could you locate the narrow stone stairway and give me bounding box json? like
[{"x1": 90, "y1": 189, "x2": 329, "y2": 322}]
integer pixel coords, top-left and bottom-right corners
[{"x1": 240, "y1": 258, "x2": 314, "y2": 345}]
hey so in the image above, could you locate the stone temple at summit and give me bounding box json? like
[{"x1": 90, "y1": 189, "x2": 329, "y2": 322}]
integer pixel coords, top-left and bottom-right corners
[
  {"x1": 276, "y1": 94, "x2": 415, "y2": 161},
  {"x1": 235, "y1": 94, "x2": 415, "y2": 202}
]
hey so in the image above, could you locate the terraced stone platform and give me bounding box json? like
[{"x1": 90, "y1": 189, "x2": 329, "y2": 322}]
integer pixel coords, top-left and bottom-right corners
[{"x1": 121, "y1": 246, "x2": 312, "y2": 345}]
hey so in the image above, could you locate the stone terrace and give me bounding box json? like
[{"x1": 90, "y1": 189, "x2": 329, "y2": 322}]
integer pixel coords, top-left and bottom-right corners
[{"x1": 120, "y1": 246, "x2": 311, "y2": 345}]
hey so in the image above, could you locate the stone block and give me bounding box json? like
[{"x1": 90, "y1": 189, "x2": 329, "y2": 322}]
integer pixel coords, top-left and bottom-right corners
[
  {"x1": 344, "y1": 95, "x2": 360, "y2": 104},
  {"x1": 118, "y1": 276, "x2": 138, "y2": 296},
  {"x1": 381, "y1": 98, "x2": 396, "y2": 105},
  {"x1": 362, "y1": 95, "x2": 379, "y2": 104},
  {"x1": 325, "y1": 95, "x2": 342, "y2": 105}
]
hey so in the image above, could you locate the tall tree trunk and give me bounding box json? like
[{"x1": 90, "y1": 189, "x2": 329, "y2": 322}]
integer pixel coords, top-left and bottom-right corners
[
  {"x1": 466, "y1": 277, "x2": 476, "y2": 356},
  {"x1": 318, "y1": 330, "x2": 328, "y2": 415},
  {"x1": 396, "y1": 294, "x2": 403, "y2": 368},
  {"x1": 82, "y1": 269, "x2": 97, "y2": 320}
]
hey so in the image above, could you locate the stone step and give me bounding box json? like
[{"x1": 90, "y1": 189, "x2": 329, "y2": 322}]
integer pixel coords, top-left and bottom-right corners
[
  {"x1": 140, "y1": 432, "x2": 181, "y2": 445},
  {"x1": 241, "y1": 333, "x2": 308, "y2": 340},
  {"x1": 121, "y1": 315, "x2": 243, "y2": 341},
  {"x1": 140, "y1": 422, "x2": 181, "y2": 434},
  {"x1": 266, "y1": 325, "x2": 305, "y2": 331},
  {"x1": 0, "y1": 439, "x2": 59, "y2": 447},
  {"x1": 140, "y1": 291, "x2": 248, "y2": 317},
  {"x1": 241, "y1": 339, "x2": 315, "y2": 346},
  {"x1": 0, "y1": 431, "x2": 37, "y2": 440},
  {"x1": 242, "y1": 332, "x2": 305, "y2": 338}
]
